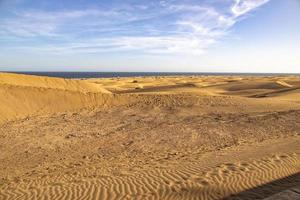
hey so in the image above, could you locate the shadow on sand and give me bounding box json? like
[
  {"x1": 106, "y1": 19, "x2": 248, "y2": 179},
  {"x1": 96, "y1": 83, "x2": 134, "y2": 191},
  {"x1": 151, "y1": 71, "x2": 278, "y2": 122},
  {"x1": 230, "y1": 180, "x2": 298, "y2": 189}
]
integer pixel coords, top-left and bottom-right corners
[{"x1": 224, "y1": 172, "x2": 300, "y2": 199}]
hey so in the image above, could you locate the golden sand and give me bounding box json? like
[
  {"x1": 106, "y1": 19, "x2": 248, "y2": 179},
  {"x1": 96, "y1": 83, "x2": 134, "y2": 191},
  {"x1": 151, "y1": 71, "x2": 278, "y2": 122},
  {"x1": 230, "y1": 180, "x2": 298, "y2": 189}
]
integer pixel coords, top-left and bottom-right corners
[{"x1": 0, "y1": 72, "x2": 299, "y2": 199}]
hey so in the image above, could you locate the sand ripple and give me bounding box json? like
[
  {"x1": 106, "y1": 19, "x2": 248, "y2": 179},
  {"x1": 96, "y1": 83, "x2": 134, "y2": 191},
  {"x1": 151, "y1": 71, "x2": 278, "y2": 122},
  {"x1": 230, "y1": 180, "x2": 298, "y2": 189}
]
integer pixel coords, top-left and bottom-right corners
[{"x1": 0, "y1": 153, "x2": 299, "y2": 200}]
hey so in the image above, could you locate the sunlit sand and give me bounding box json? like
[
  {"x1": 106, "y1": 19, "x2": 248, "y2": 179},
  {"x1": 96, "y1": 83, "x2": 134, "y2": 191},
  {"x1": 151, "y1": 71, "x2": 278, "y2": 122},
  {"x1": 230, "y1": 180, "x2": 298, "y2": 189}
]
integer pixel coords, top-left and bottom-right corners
[{"x1": 0, "y1": 72, "x2": 299, "y2": 199}]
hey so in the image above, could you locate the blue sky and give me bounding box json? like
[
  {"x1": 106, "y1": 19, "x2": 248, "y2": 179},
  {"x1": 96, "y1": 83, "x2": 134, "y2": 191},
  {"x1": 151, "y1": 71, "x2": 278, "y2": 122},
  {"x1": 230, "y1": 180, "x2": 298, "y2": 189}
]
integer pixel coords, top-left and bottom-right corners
[{"x1": 0, "y1": 0, "x2": 299, "y2": 72}]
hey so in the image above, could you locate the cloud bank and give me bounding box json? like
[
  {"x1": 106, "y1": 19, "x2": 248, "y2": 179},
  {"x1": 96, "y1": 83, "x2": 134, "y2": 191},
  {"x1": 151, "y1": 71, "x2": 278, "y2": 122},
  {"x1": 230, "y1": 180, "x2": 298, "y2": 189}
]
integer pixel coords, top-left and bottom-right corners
[{"x1": 0, "y1": 0, "x2": 270, "y2": 55}]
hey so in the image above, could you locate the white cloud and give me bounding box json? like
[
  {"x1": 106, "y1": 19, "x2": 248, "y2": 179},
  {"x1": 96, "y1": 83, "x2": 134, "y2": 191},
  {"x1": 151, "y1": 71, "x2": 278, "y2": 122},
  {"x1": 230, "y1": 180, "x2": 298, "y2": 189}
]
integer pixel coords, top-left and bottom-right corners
[
  {"x1": 0, "y1": 0, "x2": 271, "y2": 55},
  {"x1": 18, "y1": 9, "x2": 120, "y2": 20},
  {"x1": 231, "y1": 0, "x2": 270, "y2": 16}
]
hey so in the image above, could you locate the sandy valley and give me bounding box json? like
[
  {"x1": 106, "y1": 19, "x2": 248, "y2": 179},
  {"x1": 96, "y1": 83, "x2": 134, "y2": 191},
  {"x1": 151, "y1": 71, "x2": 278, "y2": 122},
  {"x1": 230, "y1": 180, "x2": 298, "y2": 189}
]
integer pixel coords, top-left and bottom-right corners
[{"x1": 0, "y1": 72, "x2": 300, "y2": 199}]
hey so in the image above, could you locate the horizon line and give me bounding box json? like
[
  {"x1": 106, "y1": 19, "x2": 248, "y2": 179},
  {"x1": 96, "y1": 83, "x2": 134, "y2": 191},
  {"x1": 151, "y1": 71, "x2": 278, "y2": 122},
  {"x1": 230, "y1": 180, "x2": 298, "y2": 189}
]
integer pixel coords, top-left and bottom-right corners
[{"x1": 1, "y1": 71, "x2": 300, "y2": 75}]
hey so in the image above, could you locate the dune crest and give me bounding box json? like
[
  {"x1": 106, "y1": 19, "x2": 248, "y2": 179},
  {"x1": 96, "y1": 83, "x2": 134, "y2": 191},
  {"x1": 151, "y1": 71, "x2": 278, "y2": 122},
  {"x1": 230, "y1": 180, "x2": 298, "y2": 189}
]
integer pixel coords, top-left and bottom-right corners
[
  {"x1": 0, "y1": 72, "x2": 111, "y2": 93},
  {"x1": 0, "y1": 73, "x2": 116, "y2": 123},
  {"x1": 276, "y1": 80, "x2": 293, "y2": 88}
]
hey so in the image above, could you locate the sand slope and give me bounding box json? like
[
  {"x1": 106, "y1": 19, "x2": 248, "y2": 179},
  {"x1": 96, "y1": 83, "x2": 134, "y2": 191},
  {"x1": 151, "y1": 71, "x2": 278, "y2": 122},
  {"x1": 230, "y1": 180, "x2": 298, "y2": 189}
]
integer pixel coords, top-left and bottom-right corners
[
  {"x1": 0, "y1": 73, "x2": 110, "y2": 93},
  {"x1": 0, "y1": 73, "x2": 121, "y2": 123}
]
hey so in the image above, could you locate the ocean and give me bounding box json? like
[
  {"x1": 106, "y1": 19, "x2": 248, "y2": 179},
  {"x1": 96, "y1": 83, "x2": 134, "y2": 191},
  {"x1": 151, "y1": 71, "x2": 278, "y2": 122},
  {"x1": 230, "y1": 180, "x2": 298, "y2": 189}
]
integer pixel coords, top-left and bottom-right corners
[{"x1": 2, "y1": 71, "x2": 297, "y2": 79}]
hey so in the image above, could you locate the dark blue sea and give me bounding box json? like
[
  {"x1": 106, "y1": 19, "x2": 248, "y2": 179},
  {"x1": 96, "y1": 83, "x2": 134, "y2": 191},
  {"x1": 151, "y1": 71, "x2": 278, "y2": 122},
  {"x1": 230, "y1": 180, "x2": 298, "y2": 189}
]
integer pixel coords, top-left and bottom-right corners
[{"x1": 2, "y1": 72, "x2": 297, "y2": 79}]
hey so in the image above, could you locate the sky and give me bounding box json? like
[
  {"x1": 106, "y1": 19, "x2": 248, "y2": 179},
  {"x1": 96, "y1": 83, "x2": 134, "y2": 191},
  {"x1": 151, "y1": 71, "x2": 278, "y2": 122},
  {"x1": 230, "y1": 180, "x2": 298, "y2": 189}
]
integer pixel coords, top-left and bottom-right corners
[{"x1": 0, "y1": 0, "x2": 299, "y2": 73}]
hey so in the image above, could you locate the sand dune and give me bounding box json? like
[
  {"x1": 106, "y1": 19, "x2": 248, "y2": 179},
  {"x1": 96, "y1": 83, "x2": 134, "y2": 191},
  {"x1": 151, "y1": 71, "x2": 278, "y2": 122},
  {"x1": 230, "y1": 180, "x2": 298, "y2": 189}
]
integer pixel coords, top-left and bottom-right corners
[
  {"x1": 0, "y1": 72, "x2": 110, "y2": 93},
  {"x1": 116, "y1": 83, "x2": 199, "y2": 94},
  {"x1": 0, "y1": 73, "x2": 299, "y2": 199},
  {"x1": 276, "y1": 80, "x2": 293, "y2": 88},
  {"x1": 0, "y1": 73, "x2": 120, "y2": 123},
  {"x1": 87, "y1": 76, "x2": 300, "y2": 98},
  {"x1": 250, "y1": 87, "x2": 300, "y2": 98},
  {"x1": 2, "y1": 73, "x2": 299, "y2": 123},
  {"x1": 0, "y1": 84, "x2": 128, "y2": 123}
]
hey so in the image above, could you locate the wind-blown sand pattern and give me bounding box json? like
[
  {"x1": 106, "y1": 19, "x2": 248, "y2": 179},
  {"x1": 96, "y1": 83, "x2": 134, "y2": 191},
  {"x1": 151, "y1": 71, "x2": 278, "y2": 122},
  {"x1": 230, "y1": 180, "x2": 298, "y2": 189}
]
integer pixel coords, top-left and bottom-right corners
[
  {"x1": 0, "y1": 72, "x2": 300, "y2": 199},
  {"x1": 1, "y1": 151, "x2": 299, "y2": 200}
]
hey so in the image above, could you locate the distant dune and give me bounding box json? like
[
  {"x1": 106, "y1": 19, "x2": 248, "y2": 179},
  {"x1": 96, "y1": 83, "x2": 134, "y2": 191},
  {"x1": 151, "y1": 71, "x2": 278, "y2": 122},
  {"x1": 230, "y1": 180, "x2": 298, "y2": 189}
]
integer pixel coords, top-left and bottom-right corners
[{"x1": 0, "y1": 73, "x2": 299, "y2": 200}]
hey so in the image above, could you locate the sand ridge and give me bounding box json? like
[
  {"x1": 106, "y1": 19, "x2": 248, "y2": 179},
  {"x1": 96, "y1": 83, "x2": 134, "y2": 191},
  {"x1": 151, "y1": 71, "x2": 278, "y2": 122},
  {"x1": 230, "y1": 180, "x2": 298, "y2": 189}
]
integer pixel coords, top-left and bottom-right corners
[{"x1": 0, "y1": 72, "x2": 111, "y2": 93}]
